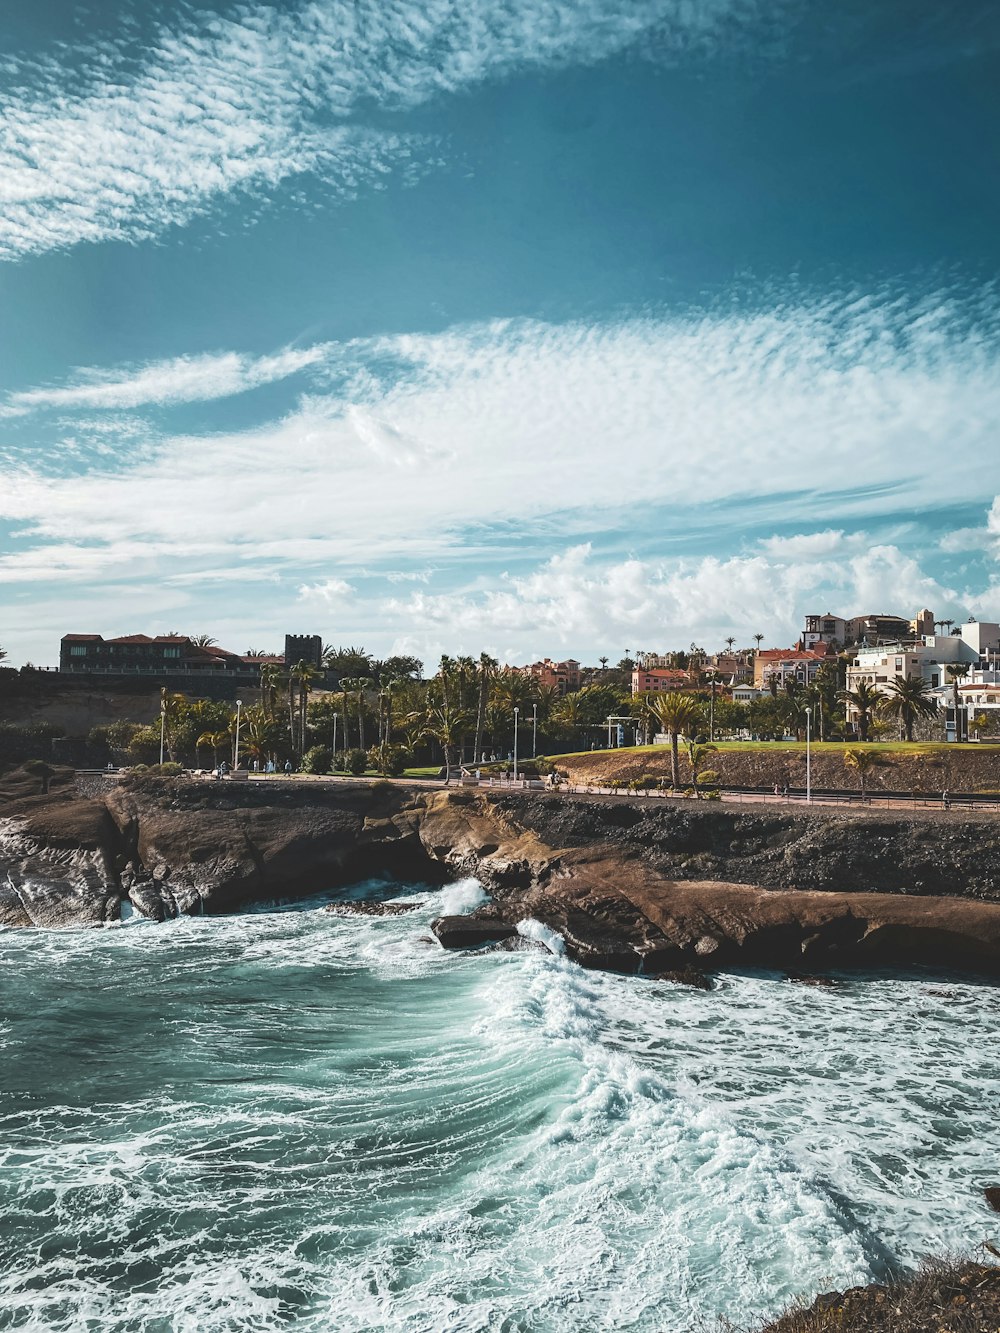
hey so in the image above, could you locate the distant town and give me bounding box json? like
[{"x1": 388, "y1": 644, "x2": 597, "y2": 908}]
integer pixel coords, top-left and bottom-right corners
[{"x1": 0, "y1": 604, "x2": 995, "y2": 777}]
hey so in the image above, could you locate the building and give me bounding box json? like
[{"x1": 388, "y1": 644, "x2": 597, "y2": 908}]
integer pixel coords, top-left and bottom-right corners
[
  {"x1": 848, "y1": 612, "x2": 916, "y2": 646},
  {"x1": 520, "y1": 658, "x2": 581, "y2": 695},
  {"x1": 709, "y1": 652, "x2": 751, "y2": 682},
  {"x1": 631, "y1": 668, "x2": 694, "y2": 695},
  {"x1": 59, "y1": 632, "x2": 313, "y2": 679},
  {"x1": 842, "y1": 621, "x2": 1000, "y2": 737},
  {"x1": 60, "y1": 633, "x2": 252, "y2": 674},
  {"x1": 753, "y1": 646, "x2": 834, "y2": 690},
  {"x1": 802, "y1": 612, "x2": 849, "y2": 650},
  {"x1": 284, "y1": 634, "x2": 323, "y2": 669}
]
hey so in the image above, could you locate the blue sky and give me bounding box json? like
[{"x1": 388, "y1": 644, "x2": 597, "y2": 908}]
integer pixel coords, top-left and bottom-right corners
[{"x1": 1, "y1": 0, "x2": 998, "y2": 667}]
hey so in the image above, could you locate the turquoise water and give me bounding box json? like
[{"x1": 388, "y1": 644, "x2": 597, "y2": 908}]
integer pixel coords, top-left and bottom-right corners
[{"x1": 1, "y1": 879, "x2": 998, "y2": 1332}]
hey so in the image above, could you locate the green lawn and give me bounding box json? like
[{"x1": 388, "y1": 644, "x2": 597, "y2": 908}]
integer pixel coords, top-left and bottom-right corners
[
  {"x1": 401, "y1": 766, "x2": 442, "y2": 778},
  {"x1": 549, "y1": 740, "x2": 1000, "y2": 759}
]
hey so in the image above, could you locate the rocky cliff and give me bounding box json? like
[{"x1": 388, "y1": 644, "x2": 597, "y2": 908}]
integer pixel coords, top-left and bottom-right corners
[{"x1": 2, "y1": 770, "x2": 1000, "y2": 979}]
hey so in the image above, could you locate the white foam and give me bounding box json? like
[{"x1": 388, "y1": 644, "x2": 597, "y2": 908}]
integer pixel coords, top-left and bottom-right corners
[
  {"x1": 516, "y1": 916, "x2": 566, "y2": 955},
  {"x1": 436, "y1": 877, "x2": 488, "y2": 916}
]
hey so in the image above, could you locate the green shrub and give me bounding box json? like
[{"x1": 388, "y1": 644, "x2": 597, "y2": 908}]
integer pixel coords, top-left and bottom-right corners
[
  {"x1": 148, "y1": 762, "x2": 184, "y2": 777},
  {"x1": 301, "y1": 745, "x2": 332, "y2": 775},
  {"x1": 371, "y1": 743, "x2": 410, "y2": 777},
  {"x1": 345, "y1": 748, "x2": 368, "y2": 776}
]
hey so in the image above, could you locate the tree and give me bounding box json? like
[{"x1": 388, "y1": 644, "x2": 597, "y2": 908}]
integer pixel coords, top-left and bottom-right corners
[
  {"x1": 292, "y1": 659, "x2": 322, "y2": 754},
  {"x1": 648, "y1": 692, "x2": 702, "y2": 790},
  {"x1": 686, "y1": 739, "x2": 719, "y2": 798},
  {"x1": 420, "y1": 699, "x2": 472, "y2": 784},
  {"x1": 839, "y1": 680, "x2": 881, "y2": 742},
  {"x1": 725, "y1": 636, "x2": 736, "y2": 653},
  {"x1": 753, "y1": 634, "x2": 764, "y2": 652},
  {"x1": 881, "y1": 675, "x2": 938, "y2": 742},
  {"x1": 196, "y1": 729, "x2": 229, "y2": 767},
  {"x1": 0, "y1": 645, "x2": 6, "y2": 661},
  {"x1": 844, "y1": 747, "x2": 893, "y2": 800},
  {"x1": 472, "y1": 653, "x2": 497, "y2": 766},
  {"x1": 946, "y1": 663, "x2": 970, "y2": 739},
  {"x1": 599, "y1": 656, "x2": 609, "y2": 671},
  {"x1": 191, "y1": 634, "x2": 217, "y2": 647}
]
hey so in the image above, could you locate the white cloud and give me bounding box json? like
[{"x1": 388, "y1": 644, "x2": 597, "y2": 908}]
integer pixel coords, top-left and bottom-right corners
[
  {"x1": 0, "y1": 289, "x2": 998, "y2": 663},
  {"x1": 381, "y1": 540, "x2": 968, "y2": 659},
  {"x1": 297, "y1": 577, "x2": 355, "y2": 604},
  {"x1": 0, "y1": 0, "x2": 774, "y2": 260},
  {"x1": 5, "y1": 346, "x2": 328, "y2": 414}
]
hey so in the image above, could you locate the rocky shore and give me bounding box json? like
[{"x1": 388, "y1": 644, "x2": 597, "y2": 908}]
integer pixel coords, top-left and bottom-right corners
[{"x1": 3, "y1": 768, "x2": 1000, "y2": 978}]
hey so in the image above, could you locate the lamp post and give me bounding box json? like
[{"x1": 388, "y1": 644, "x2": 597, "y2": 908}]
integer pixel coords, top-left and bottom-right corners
[
  {"x1": 513, "y1": 707, "x2": 519, "y2": 783},
  {"x1": 805, "y1": 705, "x2": 812, "y2": 804},
  {"x1": 532, "y1": 702, "x2": 538, "y2": 759},
  {"x1": 159, "y1": 687, "x2": 166, "y2": 766},
  {"x1": 332, "y1": 712, "x2": 338, "y2": 773},
  {"x1": 234, "y1": 699, "x2": 243, "y2": 769},
  {"x1": 708, "y1": 671, "x2": 717, "y2": 743}
]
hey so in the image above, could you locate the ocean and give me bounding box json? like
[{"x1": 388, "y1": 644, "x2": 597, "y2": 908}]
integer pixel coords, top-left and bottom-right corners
[{"x1": 1, "y1": 879, "x2": 998, "y2": 1332}]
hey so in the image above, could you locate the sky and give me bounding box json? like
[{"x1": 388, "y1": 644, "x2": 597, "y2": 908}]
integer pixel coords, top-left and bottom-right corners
[{"x1": 0, "y1": 0, "x2": 998, "y2": 669}]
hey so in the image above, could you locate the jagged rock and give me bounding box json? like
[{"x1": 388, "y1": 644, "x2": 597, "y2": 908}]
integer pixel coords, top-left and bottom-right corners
[
  {"x1": 4, "y1": 771, "x2": 1000, "y2": 982},
  {"x1": 985, "y1": 1186, "x2": 1000, "y2": 1213}
]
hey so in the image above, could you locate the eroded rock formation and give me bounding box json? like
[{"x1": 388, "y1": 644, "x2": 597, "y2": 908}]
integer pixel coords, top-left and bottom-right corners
[{"x1": 2, "y1": 770, "x2": 1000, "y2": 978}]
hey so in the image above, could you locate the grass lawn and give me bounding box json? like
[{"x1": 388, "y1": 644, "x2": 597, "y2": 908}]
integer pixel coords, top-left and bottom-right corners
[
  {"x1": 549, "y1": 740, "x2": 1000, "y2": 759},
  {"x1": 401, "y1": 766, "x2": 442, "y2": 778}
]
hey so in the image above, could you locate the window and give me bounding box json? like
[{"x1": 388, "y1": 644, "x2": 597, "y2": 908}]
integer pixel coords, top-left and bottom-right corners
[
  {"x1": 163, "y1": 647, "x2": 181, "y2": 659},
  {"x1": 69, "y1": 644, "x2": 89, "y2": 656}
]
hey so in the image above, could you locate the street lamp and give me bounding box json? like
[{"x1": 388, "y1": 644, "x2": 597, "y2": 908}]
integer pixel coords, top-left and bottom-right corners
[
  {"x1": 513, "y1": 707, "x2": 519, "y2": 783},
  {"x1": 332, "y1": 712, "x2": 338, "y2": 772},
  {"x1": 159, "y1": 687, "x2": 166, "y2": 766},
  {"x1": 805, "y1": 705, "x2": 812, "y2": 804},
  {"x1": 234, "y1": 699, "x2": 243, "y2": 769},
  {"x1": 532, "y1": 702, "x2": 538, "y2": 759}
]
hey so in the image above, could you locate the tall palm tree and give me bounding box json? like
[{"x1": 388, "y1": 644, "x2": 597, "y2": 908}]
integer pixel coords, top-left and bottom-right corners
[
  {"x1": 259, "y1": 663, "x2": 283, "y2": 723},
  {"x1": 191, "y1": 634, "x2": 217, "y2": 647},
  {"x1": 946, "y1": 663, "x2": 970, "y2": 739},
  {"x1": 420, "y1": 698, "x2": 472, "y2": 784},
  {"x1": 753, "y1": 634, "x2": 764, "y2": 652},
  {"x1": 844, "y1": 748, "x2": 893, "y2": 800},
  {"x1": 354, "y1": 676, "x2": 372, "y2": 752},
  {"x1": 648, "y1": 692, "x2": 702, "y2": 790},
  {"x1": 839, "y1": 680, "x2": 881, "y2": 742},
  {"x1": 725, "y1": 636, "x2": 737, "y2": 653},
  {"x1": 159, "y1": 690, "x2": 188, "y2": 763},
  {"x1": 472, "y1": 653, "x2": 498, "y2": 766},
  {"x1": 881, "y1": 675, "x2": 938, "y2": 742},
  {"x1": 292, "y1": 660, "x2": 322, "y2": 755},
  {"x1": 599, "y1": 656, "x2": 609, "y2": 671}
]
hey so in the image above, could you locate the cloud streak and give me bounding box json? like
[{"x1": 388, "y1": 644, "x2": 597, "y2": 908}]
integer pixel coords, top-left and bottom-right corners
[
  {"x1": 3, "y1": 346, "x2": 329, "y2": 414},
  {"x1": 0, "y1": 0, "x2": 782, "y2": 260}
]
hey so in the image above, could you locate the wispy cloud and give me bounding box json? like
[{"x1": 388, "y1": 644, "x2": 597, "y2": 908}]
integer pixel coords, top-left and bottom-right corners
[
  {"x1": 0, "y1": 286, "x2": 997, "y2": 660},
  {"x1": 3, "y1": 346, "x2": 329, "y2": 414},
  {"x1": 0, "y1": 0, "x2": 781, "y2": 260}
]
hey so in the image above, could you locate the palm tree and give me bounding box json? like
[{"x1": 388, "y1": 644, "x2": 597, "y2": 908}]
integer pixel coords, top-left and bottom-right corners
[
  {"x1": 259, "y1": 663, "x2": 283, "y2": 723},
  {"x1": 686, "y1": 739, "x2": 719, "y2": 798},
  {"x1": 881, "y1": 675, "x2": 938, "y2": 742},
  {"x1": 196, "y1": 729, "x2": 229, "y2": 767},
  {"x1": 0, "y1": 645, "x2": 8, "y2": 661},
  {"x1": 354, "y1": 676, "x2": 372, "y2": 752},
  {"x1": 753, "y1": 634, "x2": 764, "y2": 652},
  {"x1": 725, "y1": 636, "x2": 737, "y2": 653},
  {"x1": 472, "y1": 653, "x2": 497, "y2": 766},
  {"x1": 844, "y1": 747, "x2": 893, "y2": 800},
  {"x1": 599, "y1": 656, "x2": 609, "y2": 671},
  {"x1": 191, "y1": 634, "x2": 217, "y2": 647},
  {"x1": 648, "y1": 692, "x2": 702, "y2": 790},
  {"x1": 159, "y1": 689, "x2": 188, "y2": 762},
  {"x1": 292, "y1": 659, "x2": 322, "y2": 754},
  {"x1": 420, "y1": 699, "x2": 472, "y2": 784},
  {"x1": 946, "y1": 663, "x2": 970, "y2": 740},
  {"x1": 839, "y1": 680, "x2": 881, "y2": 742}
]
